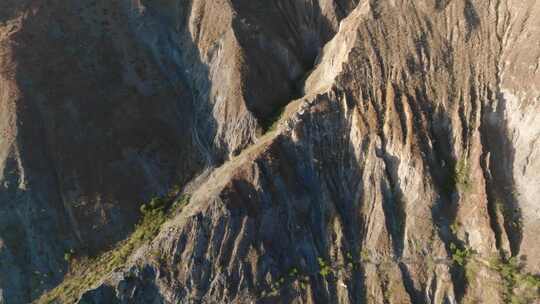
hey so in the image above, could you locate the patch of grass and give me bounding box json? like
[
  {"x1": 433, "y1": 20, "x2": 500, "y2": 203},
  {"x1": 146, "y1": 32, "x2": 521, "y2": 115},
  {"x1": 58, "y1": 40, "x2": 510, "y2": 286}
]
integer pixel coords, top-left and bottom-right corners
[{"x1": 36, "y1": 192, "x2": 191, "y2": 304}]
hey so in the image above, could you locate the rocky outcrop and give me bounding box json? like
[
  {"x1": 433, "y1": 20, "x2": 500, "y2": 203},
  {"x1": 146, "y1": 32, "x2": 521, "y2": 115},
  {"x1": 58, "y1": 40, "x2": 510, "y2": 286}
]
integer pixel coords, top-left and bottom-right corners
[{"x1": 1, "y1": 0, "x2": 539, "y2": 303}]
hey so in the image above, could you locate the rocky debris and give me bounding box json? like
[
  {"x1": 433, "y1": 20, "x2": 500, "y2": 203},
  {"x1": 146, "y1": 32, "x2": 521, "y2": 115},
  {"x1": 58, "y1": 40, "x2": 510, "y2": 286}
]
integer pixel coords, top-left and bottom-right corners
[{"x1": 1, "y1": 0, "x2": 539, "y2": 303}]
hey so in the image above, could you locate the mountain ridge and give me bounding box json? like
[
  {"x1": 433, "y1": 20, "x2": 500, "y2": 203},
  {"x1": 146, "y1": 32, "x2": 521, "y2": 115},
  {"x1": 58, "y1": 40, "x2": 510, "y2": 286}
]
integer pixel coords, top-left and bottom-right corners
[{"x1": 0, "y1": 0, "x2": 539, "y2": 303}]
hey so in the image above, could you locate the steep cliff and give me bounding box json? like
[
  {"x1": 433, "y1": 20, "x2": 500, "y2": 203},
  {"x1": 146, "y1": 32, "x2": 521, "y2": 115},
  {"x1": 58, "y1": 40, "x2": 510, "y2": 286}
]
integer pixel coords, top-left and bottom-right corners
[{"x1": 0, "y1": 0, "x2": 539, "y2": 304}]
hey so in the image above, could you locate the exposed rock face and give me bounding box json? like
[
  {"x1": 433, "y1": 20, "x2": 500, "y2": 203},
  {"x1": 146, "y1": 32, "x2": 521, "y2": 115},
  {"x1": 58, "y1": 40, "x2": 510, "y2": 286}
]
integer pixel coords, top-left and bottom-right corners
[{"x1": 0, "y1": 0, "x2": 538, "y2": 304}]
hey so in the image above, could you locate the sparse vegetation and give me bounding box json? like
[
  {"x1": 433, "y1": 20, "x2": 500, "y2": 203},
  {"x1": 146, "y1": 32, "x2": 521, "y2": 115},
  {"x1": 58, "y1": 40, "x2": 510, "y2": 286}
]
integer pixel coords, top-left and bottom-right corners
[
  {"x1": 261, "y1": 252, "x2": 363, "y2": 299},
  {"x1": 453, "y1": 158, "x2": 472, "y2": 192},
  {"x1": 288, "y1": 267, "x2": 299, "y2": 277},
  {"x1": 450, "y1": 221, "x2": 461, "y2": 235},
  {"x1": 37, "y1": 190, "x2": 191, "y2": 304},
  {"x1": 318, "y1": 257, "x2": 333, "y2": 278},
  {"x1": 489, "y1": 255, "x2": 540, "y2": 304},
  {"x1": 443, "y1": 157, "x2": 472, "y2": 194},
  {"x1": 464, "y1": 259, "x2": 480, "y2": 284},
  {"x1": 360, "y1": 249, "x2": 370, "y2": 263},
  {"x1": 495, "y1": 198, "x2": 523, "y2": 231},
  {"x1": 64, "y1": 249, "x2": 75, "y2": 262},
  {"x1": 346, "y1": 252, "x2": 355, "y2": 269},
  {"x1": 449, "y1": 242, "x2": 473, "y2": 266},
  {"x1": 259, "y1": 248, "x2": 535, "y2": 302},
  {"x1": 262, "y1": 106, "x2": 286, "y2": 133}
]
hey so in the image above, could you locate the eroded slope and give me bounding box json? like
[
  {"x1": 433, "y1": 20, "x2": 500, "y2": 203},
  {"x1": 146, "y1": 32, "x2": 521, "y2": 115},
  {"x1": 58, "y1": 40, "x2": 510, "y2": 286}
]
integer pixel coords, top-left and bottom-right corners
[{"x1": 55, "y1": 0, "x2": 540, "y2": 304}]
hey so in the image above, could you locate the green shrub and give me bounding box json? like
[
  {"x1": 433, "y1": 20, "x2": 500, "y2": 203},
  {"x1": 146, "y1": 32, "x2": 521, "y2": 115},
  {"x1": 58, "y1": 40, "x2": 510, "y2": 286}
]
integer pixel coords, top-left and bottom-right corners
[
  {"x1": 318, "y1": 257, "x2": 332, "y2": 278},
  {"x1": 64, "y1": 249, "x2": 75, "y2": 262},
  {"x1": 288, "y1": 267, "x2": 299, "y2": 277},
  {"x1": 449, "y1": 242, "x2": 473, "y2": 266}
]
